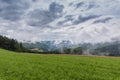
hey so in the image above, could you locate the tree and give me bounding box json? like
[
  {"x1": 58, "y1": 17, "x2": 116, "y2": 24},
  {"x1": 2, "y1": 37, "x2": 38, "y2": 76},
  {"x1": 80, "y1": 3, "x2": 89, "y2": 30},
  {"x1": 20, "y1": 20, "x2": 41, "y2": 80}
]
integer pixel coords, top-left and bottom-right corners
[{"x1": 0, "y1": 35, "x2": 26, "y2": 52}]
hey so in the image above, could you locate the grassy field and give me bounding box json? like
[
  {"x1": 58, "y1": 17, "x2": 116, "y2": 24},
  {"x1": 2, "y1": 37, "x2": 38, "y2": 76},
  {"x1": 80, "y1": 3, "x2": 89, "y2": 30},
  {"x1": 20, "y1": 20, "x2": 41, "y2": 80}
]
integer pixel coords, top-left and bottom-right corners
[{"x1": 0, "y1": 49, "x2": 120, "y2": 80}]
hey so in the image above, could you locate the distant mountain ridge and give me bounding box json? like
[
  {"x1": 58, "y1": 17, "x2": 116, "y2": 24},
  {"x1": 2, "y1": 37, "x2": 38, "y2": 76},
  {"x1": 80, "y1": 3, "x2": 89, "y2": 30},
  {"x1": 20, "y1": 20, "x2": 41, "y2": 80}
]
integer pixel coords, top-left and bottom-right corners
[{"x1": 23, "y1": 40, "x2": 120, "y2": 56}]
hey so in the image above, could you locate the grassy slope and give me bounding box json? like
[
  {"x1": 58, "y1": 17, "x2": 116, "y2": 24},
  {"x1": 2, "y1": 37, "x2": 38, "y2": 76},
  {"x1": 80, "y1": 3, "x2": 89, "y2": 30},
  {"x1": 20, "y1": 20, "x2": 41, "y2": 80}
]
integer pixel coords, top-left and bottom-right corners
[{"x1": 0, "y1": 49, "x2": 120, "y2": 80}]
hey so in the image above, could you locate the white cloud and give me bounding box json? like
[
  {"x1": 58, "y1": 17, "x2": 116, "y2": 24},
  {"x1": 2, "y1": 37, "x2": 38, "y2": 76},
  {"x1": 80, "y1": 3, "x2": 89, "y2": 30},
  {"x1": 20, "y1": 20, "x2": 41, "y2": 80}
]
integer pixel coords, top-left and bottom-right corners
[{"x1": 0, "y1": 0, "x2": 120, "y2": 43}]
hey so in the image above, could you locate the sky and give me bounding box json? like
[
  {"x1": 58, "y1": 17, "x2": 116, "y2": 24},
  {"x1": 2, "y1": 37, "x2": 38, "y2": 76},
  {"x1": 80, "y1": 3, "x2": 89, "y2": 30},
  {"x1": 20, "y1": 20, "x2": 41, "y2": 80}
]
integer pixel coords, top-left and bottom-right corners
[{"x1": 0, "y1": 0, "x2": 120, "y2": 43}]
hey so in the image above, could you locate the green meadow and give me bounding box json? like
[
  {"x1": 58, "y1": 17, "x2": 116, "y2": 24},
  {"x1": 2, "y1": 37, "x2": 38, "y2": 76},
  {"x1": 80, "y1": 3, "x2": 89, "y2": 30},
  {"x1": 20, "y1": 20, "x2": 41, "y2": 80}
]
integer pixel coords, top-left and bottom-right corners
[{"x1": 0, "y1": 49, "x2": 120, "y2": 80}]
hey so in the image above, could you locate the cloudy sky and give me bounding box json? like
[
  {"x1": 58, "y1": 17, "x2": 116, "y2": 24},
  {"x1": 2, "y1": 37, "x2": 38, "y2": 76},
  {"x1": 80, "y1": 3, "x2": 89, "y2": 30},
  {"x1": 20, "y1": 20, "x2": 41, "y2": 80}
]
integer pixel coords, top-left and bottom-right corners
[{"x1": 0, "y1": 0, "x2": 120, "y2": 43}]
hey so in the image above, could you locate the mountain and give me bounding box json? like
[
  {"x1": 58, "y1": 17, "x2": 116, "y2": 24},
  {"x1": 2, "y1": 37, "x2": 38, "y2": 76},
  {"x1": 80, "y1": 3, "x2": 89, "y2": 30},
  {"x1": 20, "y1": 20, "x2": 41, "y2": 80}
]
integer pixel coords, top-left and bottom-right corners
[
  {"x1": 23, "y1": 40, "x2": 74, "y2": 52},
  {"x1": 90, "y1": 41, "x2": 120, "y2": 56}
]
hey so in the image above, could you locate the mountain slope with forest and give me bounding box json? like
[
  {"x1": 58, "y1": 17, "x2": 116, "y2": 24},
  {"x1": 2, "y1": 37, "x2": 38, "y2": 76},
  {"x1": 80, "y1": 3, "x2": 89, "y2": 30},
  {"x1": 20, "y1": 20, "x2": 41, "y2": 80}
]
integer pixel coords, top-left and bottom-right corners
[{"x1": 0, "y1": 35, "x2": 25, "y2": 52}]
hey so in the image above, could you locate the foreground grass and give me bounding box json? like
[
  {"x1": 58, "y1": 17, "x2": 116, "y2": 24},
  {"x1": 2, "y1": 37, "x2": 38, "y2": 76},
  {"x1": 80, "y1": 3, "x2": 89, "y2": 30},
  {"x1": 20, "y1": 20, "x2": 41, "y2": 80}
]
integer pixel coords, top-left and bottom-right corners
[{"x1": 0, "y1": 49, "x2": 120, "y2": 80}]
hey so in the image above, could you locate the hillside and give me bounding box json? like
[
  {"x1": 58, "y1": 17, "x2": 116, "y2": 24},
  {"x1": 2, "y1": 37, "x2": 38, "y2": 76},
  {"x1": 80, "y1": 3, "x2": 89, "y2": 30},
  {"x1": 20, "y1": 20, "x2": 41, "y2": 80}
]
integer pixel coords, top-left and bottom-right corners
[
  {"x1": 0, "y1": 35, "x2": 26, "y2": 52},
  {"x1": 0, "y1": 48, "x2": 120, "y2": 80}
]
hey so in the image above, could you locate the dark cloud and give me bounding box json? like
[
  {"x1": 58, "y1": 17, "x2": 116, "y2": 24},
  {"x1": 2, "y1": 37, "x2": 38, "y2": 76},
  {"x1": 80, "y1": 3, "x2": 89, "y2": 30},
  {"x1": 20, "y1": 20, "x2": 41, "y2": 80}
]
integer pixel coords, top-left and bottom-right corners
[
  {"x1": 73, "y1": 15, "x2": 101, "y2": 25},
  {"x1": 93, "y1": 17, "x2": 112, "y2": 24},
  {"x1": 0, "y1": 0, "x2": 30, "y2": 21},
  {"x1": 65, "y1": 15, "x2": 73, "y2": 19},
  {"x1": 32, "y1": 0, "x2": 37, "y2": 2},
  {"x1": 27, "y1": 9, "x2": 53, "y2": 27},
  {"x1": 49, "y1": 2, "x2": 64, "y2": 18},
  {"x1": 57, "y1": 15, "x2": 101, "y2": 26},
  {"x1": 75, "y1": 2, "x2": 84, "y2": 9},
  {"x1": 57, "y1": 20, "x2": 69, "y2": 26},
  {"x1": 87, "y1": 2, "x2": 96, "y2": 10},
  {"x1": 57, "y1": 15, "x2": 74, "y2": 25},
  {"x1": 69, "y1": 2, "x2": 73, "y2": 6},
  {"x1": 27, "y1": 2, "x2": 64, "y2": 27}
]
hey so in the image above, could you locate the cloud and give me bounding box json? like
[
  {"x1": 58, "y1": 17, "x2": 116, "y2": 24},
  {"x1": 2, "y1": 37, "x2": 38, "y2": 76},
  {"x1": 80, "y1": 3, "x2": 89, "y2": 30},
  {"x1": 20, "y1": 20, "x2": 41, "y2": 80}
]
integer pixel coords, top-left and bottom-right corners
[
  {"x1": 73, "y1": 15, "x2": 101, "y2": 25},
  {"x1": 0, "y1": 0, "x2": 119, "y2": 43},
  {"x1": 75, "y1": 2, "x2": 84, "y2": 9},
  {"x1": 27, "y1": 9, "x2": 53, "y2": 27},
  {"x1": 93, "y1": 17, "x2": 112, "y2": 24},
  {"x1": 0, "y1": 0, "x2": 30, "y2": 21},
  {"x1": 26, "y1": 2, "x2": 64, "y2": 27}
]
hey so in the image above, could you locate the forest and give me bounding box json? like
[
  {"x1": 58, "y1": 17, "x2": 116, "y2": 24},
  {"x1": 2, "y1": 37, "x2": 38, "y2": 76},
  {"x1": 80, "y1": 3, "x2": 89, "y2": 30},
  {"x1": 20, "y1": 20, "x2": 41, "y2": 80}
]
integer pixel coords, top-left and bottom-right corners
[{"x1": 0, "y1": 35, "x2": 26, "y2": 52}]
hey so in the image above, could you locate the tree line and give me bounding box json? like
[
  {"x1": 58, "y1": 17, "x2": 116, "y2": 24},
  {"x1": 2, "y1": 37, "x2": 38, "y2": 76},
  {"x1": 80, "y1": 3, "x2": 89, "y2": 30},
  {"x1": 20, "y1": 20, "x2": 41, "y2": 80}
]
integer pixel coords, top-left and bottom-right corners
[{"x1": 0, "y1": 35, "x2": 26, "y2": 52}]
